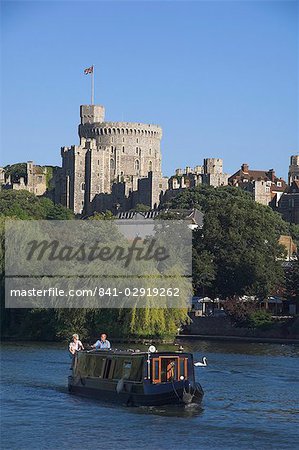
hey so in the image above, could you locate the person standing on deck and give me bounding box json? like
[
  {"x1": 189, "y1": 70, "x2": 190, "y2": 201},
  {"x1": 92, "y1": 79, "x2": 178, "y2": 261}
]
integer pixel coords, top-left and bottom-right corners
[
  {"x1": 91, "y1": 333, "x2": 111, "y2": 350},
  {"x1": 69, "y1": 334, "x2": 84, "y2": 355}
]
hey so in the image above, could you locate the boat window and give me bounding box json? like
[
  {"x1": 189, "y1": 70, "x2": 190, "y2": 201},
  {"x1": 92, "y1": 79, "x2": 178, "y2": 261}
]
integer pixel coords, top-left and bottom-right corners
[
  {"x1": 151, "y1": 357, "x2": 188, "y2": 383},
  {"x1": 128, "y1": 358, "x2": 143, "y2": 381},
  {"x1": 93, "y1": 357, "x2": 106, "y2": 378},
  {"x1": 179, "y1": 358, "x2": 188, "y2": 379},
  {"x1": 76, "y1": 355, "x2": 89, "y2": 377},
  {"x1": 161, "y1": 358, "x2": 178, "y2": 382},
  {"x1": 123, "y1": 361, "x2": 132, "y2": 379},
  {"x1": 153, "y1": 359, "x2": 160, "y2": 383},
  {"x1": 112, "y1": 358, "x2": 143, "y2": 381},
  {"x1": 103, "y1": 358, "x2": 116, "y2": 379},
  {"x1": 113, "y1": 359, "x2": 125, "y2": 380}
]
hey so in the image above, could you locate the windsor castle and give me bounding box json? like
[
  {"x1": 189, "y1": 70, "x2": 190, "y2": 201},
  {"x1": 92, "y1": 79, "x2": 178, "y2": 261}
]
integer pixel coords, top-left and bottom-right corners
[
  {"x1": 1, "y1": 103, "x2": 298, "y2": 223},
  {"x1": 52, "y1": 104, "x2": 229, "y2": 215}
]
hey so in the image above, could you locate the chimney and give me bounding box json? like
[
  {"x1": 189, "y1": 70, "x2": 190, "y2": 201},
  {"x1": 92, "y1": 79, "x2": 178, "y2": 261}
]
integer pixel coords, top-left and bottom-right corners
[
  {"x1": 241, "y1": 163, "x2": 249, "y2": 173},
  {"x1": 268, "y1": 169, "x2": 275, "y2": 182}
]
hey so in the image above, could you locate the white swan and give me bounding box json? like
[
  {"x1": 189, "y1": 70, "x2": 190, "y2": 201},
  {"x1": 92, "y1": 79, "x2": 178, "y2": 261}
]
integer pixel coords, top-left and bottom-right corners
[{"x1": 194, "y1": 357, "x2": 208, "y2": 367}]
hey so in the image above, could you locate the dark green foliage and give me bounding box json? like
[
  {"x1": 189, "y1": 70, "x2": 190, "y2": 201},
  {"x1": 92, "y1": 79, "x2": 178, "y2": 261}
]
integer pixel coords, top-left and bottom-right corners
[
  {"x1": 247, "y1": 310, "x2": 273, "y2": 330},
  {"x1": 1, "y1": 185, "x2": 292, "y2": 341},
  {"x1": 0, "y1": 190, "x2": 74, "y2": 219},
  {"x1": 289, "y1": 223, "x2": 299, "y2": 248},
  {"x1": 88, "y1": 211, "x2": 115, "y2": 220},
  {"x1": 169, "y1": 185, "x2": 286, "y2": 299},
  {"x1": 284, "y1": 259, "x2": 299, "y2": 304},
  {"x1": 4, "y1": 163, "x2": 27, "y2": 182}
]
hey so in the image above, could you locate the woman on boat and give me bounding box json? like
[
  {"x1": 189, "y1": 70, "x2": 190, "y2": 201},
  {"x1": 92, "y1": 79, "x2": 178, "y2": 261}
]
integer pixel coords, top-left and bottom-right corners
[{"x1": 69, "y1": 334, "x2": 84, "y2": 355}]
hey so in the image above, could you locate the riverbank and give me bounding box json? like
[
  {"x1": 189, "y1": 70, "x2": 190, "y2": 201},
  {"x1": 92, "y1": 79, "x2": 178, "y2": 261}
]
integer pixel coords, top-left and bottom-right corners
[
  {"x1": 183, "y1": 314, "x2": 299, "y2": 343},
  {"x1": 176, "y1": 334, "x2": 299, "y2": 344}
]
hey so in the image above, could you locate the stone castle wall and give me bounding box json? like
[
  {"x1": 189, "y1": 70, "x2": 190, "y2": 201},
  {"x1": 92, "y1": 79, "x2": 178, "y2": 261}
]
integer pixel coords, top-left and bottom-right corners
[{"x1": 58, "y1": 105, "x2": 165, "y2": 215}]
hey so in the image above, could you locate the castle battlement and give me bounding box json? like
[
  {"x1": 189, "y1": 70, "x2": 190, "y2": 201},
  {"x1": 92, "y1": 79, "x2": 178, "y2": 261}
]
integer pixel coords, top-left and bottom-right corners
[
  {"x1": 79, "y1": 122, "x2": 162, "y2": 140},
  {"x1": 57, "y1": 105, "x2": 165, "y2": 215}
]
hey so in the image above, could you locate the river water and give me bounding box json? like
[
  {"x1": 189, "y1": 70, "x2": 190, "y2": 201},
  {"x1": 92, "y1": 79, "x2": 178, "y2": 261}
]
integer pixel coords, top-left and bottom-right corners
[{"x1": 1, "y1": 340, "x2": 299, "y2": 450}]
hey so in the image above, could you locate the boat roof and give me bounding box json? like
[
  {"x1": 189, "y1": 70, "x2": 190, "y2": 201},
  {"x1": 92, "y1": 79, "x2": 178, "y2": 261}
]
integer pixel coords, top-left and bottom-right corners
[{"x1": 82, "y1": 349, "x2": 192, "y2": 358}]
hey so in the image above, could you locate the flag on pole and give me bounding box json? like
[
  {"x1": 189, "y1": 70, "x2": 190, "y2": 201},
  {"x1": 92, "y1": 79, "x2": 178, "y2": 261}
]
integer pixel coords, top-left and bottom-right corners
[{"x1": 84, "y1": 66, "x2": 93, "y2": 75}]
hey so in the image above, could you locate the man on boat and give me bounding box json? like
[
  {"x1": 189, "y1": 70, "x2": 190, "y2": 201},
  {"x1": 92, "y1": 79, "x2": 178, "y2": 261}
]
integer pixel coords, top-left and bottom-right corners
[
  {"x1": 69, "y1": 334, "x2": 84, "y2": 355},
  {"x1": 91, "y1": 333, "x2": 111, "y2": 350}
]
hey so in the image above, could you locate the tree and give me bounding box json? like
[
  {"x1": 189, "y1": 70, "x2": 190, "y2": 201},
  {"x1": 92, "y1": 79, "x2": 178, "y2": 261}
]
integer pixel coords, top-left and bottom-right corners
[
  {"x1": 0, "y1": 190, "x2": 73, "y2": 219},
  {"x1": 4, "y1": 163, "x2": 27, "y2": 182},
  {"x1": 169, "y1": 185, "x2": 286, "y2": 299},
  {"x1": 285, "y1": 259, "x2": 299, "y2": 305}
]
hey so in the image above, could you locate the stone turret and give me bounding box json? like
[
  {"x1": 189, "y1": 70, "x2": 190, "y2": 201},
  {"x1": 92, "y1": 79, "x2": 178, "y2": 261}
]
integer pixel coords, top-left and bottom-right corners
[
  {"x1": 59, "y1": 104, "x2": 165, "y2": 215},
  {"x1": 288, "y1": 155, "x2": 299, "y2": 185}
]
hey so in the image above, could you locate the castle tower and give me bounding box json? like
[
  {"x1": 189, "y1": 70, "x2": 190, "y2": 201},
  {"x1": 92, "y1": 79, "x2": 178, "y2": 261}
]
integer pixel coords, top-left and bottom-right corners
[
  {"x1": 59, "y1": 105, "x2": 163, "y2": 215},
  {"x1": 288, "y1": 155, "x2": 299, "y2": 185},
  {"x1": 204, "y1": 158, "x2": 223, "y2": 175}
]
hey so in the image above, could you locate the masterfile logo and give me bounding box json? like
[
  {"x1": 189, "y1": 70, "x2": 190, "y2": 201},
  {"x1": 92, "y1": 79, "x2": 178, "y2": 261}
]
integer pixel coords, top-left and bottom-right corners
[{"x1": 5, "y1": 220, "x2": 193, "y2": 309}]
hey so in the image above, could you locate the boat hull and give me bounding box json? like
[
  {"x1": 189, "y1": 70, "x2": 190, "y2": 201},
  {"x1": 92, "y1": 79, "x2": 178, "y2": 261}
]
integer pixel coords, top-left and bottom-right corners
[{"x1": 68, "y1": 376, "x2": 203, "y2": 407}]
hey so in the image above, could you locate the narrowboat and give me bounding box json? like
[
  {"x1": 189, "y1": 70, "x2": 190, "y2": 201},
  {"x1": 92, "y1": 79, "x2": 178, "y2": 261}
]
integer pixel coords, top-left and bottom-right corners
[{"x1": 68, "y1": 346, "x2": 204, "y2": 406}]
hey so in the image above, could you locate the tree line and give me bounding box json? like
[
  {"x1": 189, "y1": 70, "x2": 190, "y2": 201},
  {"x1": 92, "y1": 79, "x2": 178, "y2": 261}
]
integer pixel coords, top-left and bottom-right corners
[{"x1": 0, "y1": 186, "x2": 298, "y2": 340}]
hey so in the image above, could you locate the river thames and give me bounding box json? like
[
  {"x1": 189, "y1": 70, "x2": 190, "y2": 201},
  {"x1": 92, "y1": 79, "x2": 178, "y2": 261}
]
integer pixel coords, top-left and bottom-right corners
[{"x1": 1, "y1": 341, "x2": 299, "y2": 450}]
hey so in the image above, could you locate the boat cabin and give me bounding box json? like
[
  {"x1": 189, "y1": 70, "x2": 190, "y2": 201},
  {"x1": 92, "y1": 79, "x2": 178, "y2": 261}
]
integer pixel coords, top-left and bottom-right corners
[{"x1": 74, "y1": 350, "x2": 194, "y2": 384}]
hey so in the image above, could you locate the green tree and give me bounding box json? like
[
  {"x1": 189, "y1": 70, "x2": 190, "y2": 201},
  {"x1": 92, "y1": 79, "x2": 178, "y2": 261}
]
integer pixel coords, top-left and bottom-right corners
[
  {"x1": 169, "y1": 186, "x2": 285, "y2": 299},
  {"x1": 4, "y1": 163, "x2": 27, "y2": 182},
  {"x1": 0, "y1": 190, "x2": 73, "y2": 219}
]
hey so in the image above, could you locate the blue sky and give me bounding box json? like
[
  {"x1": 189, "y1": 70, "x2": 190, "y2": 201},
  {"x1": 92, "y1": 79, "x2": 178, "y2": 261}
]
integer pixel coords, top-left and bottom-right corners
[{"x1": 1, "y1": 0, "x2": 298, "y2": 178}]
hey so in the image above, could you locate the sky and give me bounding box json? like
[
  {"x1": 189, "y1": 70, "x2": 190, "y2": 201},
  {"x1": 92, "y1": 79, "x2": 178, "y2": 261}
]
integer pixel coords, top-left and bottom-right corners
[{"x1": 0, "y1": 0, "x2": 298, "y2": 178}]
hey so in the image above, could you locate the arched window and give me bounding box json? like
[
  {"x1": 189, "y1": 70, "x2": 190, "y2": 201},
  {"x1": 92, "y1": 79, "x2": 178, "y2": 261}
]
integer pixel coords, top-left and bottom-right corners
[
  {"x1": 149, "y1": 161, "x2": 153, "y2": 171},
  {"x1": 134, "y1": 159, "x2": 140, "y2": 172},
  {"x1": 81, "y1": 183, "x2": 85, "y2": 191}
]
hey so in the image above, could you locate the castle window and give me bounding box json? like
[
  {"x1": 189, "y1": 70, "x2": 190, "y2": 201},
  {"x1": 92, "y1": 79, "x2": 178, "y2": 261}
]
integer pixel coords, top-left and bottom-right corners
[
  {"x1": 137, "y1": 138, "x2": 139, "y2": 143},
  {"x1": 149, "y1": 161, "x2": 153, "y2": 171},
  {"x1": 111, "y1": 137, "x2": 114, "y2": 143},
  {"x1": 134, "y1": 159, "x2": 140, "y2": 172},
  {"x1": 111, "y1": 146, "x2": 114, "y2": 153},
  {"x1": 122, "y1": 146, "x2": 125, "y2": 153},
  {"x1": 81, "y1": 183, "x2": 85, "y2": 191},
  {"x1": 122, "y1": 137, "x2": 125, "y2": 142},
  {"x1": 110, "y1": 159, "x2": 115, "y2": 170},
  {"x1": 136, "y1": 147, "x2": 139, "y2": 154},
  {"x1": 149, "y1": 148, "x2": 152, "y2": 155},
  {"x1": 98, "y1": 160, "x2": 100, "y2": 165}
]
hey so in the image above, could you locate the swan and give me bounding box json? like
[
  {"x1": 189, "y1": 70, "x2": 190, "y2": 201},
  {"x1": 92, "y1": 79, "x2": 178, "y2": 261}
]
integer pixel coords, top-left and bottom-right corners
[{"x1": 194, "y1": 357, "x2": 208, "y2": 367}]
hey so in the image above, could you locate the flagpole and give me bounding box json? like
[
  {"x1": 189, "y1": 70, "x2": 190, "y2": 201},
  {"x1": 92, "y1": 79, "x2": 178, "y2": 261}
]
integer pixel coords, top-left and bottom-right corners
[{"x1": 91, "y1": 65, "x2": 94, "y2": 105}]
